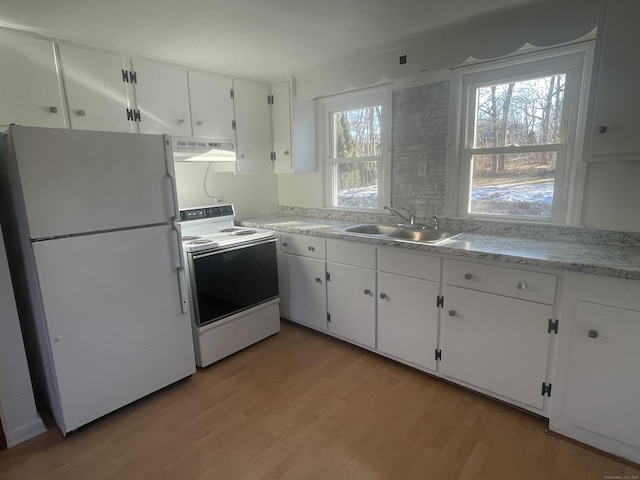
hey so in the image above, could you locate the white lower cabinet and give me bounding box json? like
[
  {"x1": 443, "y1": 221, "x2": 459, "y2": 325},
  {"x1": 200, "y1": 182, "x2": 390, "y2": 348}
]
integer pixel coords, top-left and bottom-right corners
[
  {"x1": 551, "y1": 272, "x2": 640, "y2": 463},
  {"x1": 326, "y1": 241, "x2": 376, "y2": 348},
  {"x1": 441, "y1": 259, "x2": 557, "y2": 412},
  {"x1": 377, "y1": 249, "x2": 441, "y2": 371},
  {"x1": 277, "y1": 234, "x2": 327, "y2": 331}
]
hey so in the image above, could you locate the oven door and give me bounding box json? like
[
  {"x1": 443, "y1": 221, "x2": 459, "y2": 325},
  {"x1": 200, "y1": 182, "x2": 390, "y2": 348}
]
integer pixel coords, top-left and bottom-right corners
[{"x1": 188, "y1": 238, "x2": 279, "y2": 327}]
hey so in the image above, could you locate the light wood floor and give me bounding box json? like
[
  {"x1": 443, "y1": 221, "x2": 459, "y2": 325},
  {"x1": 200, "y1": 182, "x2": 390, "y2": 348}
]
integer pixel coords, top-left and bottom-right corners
[{"x1": 1, "y1": 321, "x2": 638, "y2": 480}]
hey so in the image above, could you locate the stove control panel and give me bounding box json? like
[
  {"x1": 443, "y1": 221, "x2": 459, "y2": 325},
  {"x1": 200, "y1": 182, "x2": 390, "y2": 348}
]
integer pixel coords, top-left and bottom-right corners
[{"x1": 179, "y1": 204, "x2": 235, "y2": 222}]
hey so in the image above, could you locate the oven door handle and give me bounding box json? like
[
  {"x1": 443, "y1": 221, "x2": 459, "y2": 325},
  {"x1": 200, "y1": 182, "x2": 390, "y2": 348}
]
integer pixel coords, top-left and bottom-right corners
[{"x1": 172, "y1": 222, "x2": 189, "y2": 314}]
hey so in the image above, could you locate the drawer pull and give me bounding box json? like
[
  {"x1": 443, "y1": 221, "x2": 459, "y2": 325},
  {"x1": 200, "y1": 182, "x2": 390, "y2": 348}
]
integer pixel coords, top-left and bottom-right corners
[
  {"x1": 448, "y1": 310, "x2": 457, "y2": 317},
  {"x1": 364, "y1": 289, "x2": 371, "y2": 295},
  {"x1": 464, "y1": 273, "x2": 473, "y2": 280},
  {"x1": 588, "y1": 329, "x2": 599, "y2": 339},
  {"x1": 308, "y1": 246, "x2": 315, "y2": 252},
  {"x1": 282, "y1": 242, "x2": 288, "y2": 247},
  {"x1": 517, "y1": 282, "x2": 527, "y2": 291},
  {"x1": 379, "y1": 293, "x2": 387, "y2": 299},
  {"x1": 315, "y1": 277, "x2": 322, "y2": 284},
  {"x1": 49, "y1": 106, "x2": 58, "y2": 113}
]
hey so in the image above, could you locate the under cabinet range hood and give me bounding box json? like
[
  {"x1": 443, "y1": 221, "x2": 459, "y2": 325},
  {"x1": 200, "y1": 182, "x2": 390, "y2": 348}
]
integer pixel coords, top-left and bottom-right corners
[{"x1": 171, "y1": 137, "x2": 236, "y2": 162}]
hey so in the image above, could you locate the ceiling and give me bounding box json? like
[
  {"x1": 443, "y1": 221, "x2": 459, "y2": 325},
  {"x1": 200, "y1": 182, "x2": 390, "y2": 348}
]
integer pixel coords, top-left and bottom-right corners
[{"x1": 0, "y1": 0, "x2": 552, "y2": 81}]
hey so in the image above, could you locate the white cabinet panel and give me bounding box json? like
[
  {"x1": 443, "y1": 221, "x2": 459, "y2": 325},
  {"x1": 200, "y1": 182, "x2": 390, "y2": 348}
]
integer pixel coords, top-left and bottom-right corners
[
  {"x1": 271, "y1": 81, "x2": 293, "y2": 173},
  {"x1": 188, "y1": 70, "x2": 235, "y2": 139},
  {"x1": 58, "y1": 44, "x2": 134, "y2": 133},
  {"x1": 233, "y1": 78, "x2": 273, "y2": 173},
  {"x1": 132, "y1": 58, "x2": 191, "y2": 136},
  {"x1": 0, "y1": 30, "x2": 65, "y2": 128},
  {"x1": 441, "y1": 285, "x2": 553, "y2": 410},
  {"x1": 378, "y1": 272, "x2": 439, "y2": 371},
  {"x1": 326, "y1": 262, "x2": 376, "y2": 348},
  {"x1": 278, "y1": 253, "x2": 327, "y2": 331}
]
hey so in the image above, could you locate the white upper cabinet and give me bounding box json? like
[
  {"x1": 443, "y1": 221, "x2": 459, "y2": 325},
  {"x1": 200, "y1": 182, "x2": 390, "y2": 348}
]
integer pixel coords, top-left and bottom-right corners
[
  {"x1": 188, "y1": 70, "x2": 235, "y2": 140},
  {"x1": 233, "y1": 78, "x2": 273, "y2": 173},
  {"x1": 130, "y1": 58, "x2": 191, "y2": 136},
  {"x1": 58, "y1": 44, "x2": 135, "y2": 133},
  {"x1": 585, "y1": 0, "x2": 640, "y2": 161},
  {"x1": 0, "y1": 30, "x2": 65, "y2": 129},
  {"x1": 271, "y1": 80, "x2": 316, "y2": 173}
]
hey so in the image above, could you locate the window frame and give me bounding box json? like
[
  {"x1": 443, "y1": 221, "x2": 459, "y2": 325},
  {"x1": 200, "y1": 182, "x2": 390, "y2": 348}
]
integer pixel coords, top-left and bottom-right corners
[
  {"x1": 446, "y1": 44, "x2": 594, "y2": 225},
  {"x1": 319, "y1": 86, "x2": 392, "y2": 212}
]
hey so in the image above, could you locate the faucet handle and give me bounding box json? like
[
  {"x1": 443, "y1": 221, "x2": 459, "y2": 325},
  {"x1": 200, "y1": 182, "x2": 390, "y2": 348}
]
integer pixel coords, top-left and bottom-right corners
[{"x1": 400, "y1": 206, "x2": 416, "y2": 224}]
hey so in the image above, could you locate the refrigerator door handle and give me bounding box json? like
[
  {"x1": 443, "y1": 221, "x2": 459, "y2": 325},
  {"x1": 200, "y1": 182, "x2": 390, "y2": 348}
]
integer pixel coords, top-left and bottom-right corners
[
  {"x1": 163, "y1": 135, "x2": 180, "y2": 220},
  {"x1": 172, "y1": 222, "x2": 189, "y2": 314}
]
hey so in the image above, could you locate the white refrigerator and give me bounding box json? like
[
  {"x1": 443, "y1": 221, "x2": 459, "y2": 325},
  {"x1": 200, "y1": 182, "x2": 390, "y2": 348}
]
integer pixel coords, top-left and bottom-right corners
[{"x1": 0, "y1": 126, "x2": 195, "y2": 434}]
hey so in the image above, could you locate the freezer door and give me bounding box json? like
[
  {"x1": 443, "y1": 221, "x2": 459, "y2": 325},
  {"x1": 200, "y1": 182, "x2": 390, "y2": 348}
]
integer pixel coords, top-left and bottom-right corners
[
  {"x1": 9, "y1": 126, "x2": 177, "y2": 239},
  {"x1": 32, "y1": 224, "x2": 194, "y2": 433}
]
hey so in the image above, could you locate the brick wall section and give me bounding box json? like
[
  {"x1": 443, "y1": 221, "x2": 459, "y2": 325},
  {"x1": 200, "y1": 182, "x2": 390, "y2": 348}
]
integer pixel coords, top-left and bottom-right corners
[{"x1": 392, "y1": 81, "x2": 449, "y2": 220}]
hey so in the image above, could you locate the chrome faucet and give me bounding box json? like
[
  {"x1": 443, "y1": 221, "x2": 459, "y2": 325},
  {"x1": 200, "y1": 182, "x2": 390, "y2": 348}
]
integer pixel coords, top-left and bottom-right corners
[
  {"x1": 430, "y1": 215, "x2": 440, "y2": 230},
  {"x1": 384, "y1": 206, "x2": 416, "y2": 225}
]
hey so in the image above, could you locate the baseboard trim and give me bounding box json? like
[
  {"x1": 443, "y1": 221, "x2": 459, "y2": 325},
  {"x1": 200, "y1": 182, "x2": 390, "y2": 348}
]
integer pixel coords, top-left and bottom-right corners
[{"x1": 5, "y1": 416, "x2": 47, "y2": 448}]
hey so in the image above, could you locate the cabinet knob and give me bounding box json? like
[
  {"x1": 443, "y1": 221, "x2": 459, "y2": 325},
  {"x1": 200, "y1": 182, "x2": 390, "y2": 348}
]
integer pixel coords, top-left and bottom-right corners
[
  {"x1": 49, "y1": 106, "x2": 58, "y2": 113},
  {"x1": 178, "y1": 119, "x2": 185, "y2": 124},
  {"x1": 448, "y1": 310, "x2": 457, "y2": 317},
  {"x1": 517, "y1": 282, "x2": 527, "y2": 291},
  {"x1": 315, "y1": 277, "x2": 322, "y2": 284},
  {"x1": 597, "y1": 125, "x2": 608, "y2": 134},
  {"x1": 364, "y1": 289, "x2": 371, "y2": 295},
  {"x1": 588, "y1": 329, "x2": 599, "y2": 339},
  {"x1": 464, "y1": 273, "x2": 473, "y2": 280},
  {"x1": 54, "y1": 336, "x2": 63, "y2": 343},
  {"x1": 77, "y1": 109, "x2": 86, "y2": 116},
  {"x1": 197, "y1": 120, "x2": 203, "y2": 126},
  {"x1": 379, "y1": 293, "x2": 387, "y2": 299},
  {"x1": 308, "y1": 246, "x2": 315, "y2": 252},
  {"x1": 282, "y1": 242, "x2": 288, "y2": 247},
  {"x1": 284, "y1": 150, "x2": 290, "y2": 155}
]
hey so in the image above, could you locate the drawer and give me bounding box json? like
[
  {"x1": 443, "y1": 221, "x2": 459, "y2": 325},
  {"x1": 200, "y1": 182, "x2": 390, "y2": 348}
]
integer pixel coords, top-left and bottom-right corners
[
  {"x1": 378, "y1": 248, "x2": 441, "y2": 282},
  {"x1": 280, "y1": 233, "x2": 326, "y2": 259},
  {"x1": 444, "y1": 259, "x2": 557, "y2": 305},
  {"x1": 327, "y1": 240, "x2": 376, "y2": 269}
]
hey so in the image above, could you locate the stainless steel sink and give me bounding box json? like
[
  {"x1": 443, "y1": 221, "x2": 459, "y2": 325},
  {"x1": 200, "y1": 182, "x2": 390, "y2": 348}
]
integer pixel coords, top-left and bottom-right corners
[
  {"x1": 343, "y1": 224, "x2": 400, "y2": 235},
  {"x1": 387, "y1": 229, "x2": 461, "y2": 244},
  {"x1": 342, "y1": 223, "x2": 461, "y2": 245}
]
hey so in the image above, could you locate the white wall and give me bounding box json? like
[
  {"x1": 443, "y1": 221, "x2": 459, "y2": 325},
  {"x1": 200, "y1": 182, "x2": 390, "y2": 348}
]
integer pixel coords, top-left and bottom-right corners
[
  {"x1": 582, "y1": 162, "x2": 640, "y2": 232},
  {"x1": 0, "y1": 224, "x2": 46, "y2": 447},
  {"x1": 277, "y1": 171, "x2": 324, "y2": 208},
  {"x1": 174, "y1": 163, "x2": 279, "y2": 217}
]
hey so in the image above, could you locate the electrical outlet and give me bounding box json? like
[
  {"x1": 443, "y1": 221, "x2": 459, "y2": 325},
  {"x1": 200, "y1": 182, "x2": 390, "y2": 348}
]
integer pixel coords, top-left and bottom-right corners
[{"x1": 418, "y1": 162, "x2": 427, "y2": 177}]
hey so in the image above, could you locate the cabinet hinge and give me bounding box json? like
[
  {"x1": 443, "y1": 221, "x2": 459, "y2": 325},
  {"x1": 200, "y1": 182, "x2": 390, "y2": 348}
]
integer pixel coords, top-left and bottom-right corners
[
  {"x1": 326, "y1": 271, "x2": 331, "y2": 282},
  {"x1": 548, "y1": 318, "x2": 559, "y2": 334},
  {"x1": 435, "y1": 349, "x2": 442, "y2": 361},
  {"x1": 541, "y1": 382, "x2": 552, "y2": 397},
  {"x1": 270, "y1": 152, "x2": 276, "y2": 161},
  {"x1": 230, "y1": 88, "x2": 234, "y2": 99},
  {"x1": 126, "y1": 109, "x2": 141, "y2": 122},
  {"x1": 436, "y1": 295, "x2": 444, "y2": 308},
  {"x1": 121, "y1": 70, "x2": 137, "y2": 84},
  {"x1": 232, "y1": 119, "x2": 236, "y2": 130},
  {"x1": 327, "y1": 312, "x2": 331, "y2": 323},
  {"x1": 267, "y1": 94, "x2": 274, "y2": 105}
]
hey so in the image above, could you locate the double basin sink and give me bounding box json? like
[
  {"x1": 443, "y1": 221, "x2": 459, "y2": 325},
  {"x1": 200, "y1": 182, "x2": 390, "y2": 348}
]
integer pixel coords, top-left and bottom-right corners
[{"x1": 342, "y1": 224, "x2": 461, "y2": 245}]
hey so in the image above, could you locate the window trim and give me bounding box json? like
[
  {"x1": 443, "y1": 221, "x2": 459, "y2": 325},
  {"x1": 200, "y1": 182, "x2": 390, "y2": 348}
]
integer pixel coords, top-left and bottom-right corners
[
  {"x1": 319, "y1": 86, "x2": 392, "y2": 212},
  {"x1": 446, "y1": 43, "x2": 594, "y2": 226}
]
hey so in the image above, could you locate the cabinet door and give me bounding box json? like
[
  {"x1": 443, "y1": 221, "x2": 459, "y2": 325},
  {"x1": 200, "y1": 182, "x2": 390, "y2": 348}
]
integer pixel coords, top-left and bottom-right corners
[
  {"x1": 278, "y1": 253, "x2": 327, "y2": 331},
  {"x1": 564, "y1": 301, "x2": 640, "y2": 449},
  {"x1": 441, "y1": 285, "x2": 553, "y2": 410},
  {"x1": 58, "y1": 45, "x2": 134, "y2": 133},
  {"x1": 271, "y1": 81, "x2": 293, "y2": 173},
  {"x1": 233, "y1": 78, "x2": 273, "y2": 173},
  {"x1": 586, "y1": 0, "x2": 640, "y2": 159},
  {"x1": 0, "y1": 30, "x2": 65, "y2": 129},
  {"x1": 326, "y1": 262, "x2": 376, "y2": 348},
  {"x1": 131, "y1": 58, "x2": 191, "y2": 136},
  {"x1": 188, "y1": 70, "x2": 235, "y2": 139},
  {"x1": 377, "y1": 272, "x2": 439, "y2": 371}
]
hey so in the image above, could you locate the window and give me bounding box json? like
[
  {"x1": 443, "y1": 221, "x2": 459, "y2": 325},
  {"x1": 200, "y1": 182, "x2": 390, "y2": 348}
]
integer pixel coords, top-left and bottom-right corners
[
  {"x1": 321, "y1": 87, "x2": 391, "y2": 210},
  {"x1": 448, "y1": 46, "x2": 592, "y2": 224}
]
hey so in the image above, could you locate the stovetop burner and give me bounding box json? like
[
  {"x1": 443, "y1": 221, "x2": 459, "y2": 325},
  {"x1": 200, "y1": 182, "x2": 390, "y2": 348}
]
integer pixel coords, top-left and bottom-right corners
[
  {"x1": 220, "y1": 228, "x2": 240, "y2": 233},
  {"x1": 185, "y1": 238, "x2": 214, "y2": 245},
  {"x1": 231, "y1": 230, "x2": 257, "y2": 236},
  {"x1": 182, "y1": 235, "x2": 202, "y2": 241}
]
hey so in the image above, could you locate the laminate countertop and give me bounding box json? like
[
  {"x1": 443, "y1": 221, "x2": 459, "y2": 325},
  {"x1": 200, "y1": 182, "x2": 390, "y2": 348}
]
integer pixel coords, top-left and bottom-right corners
[{"x1": 238, "y1": 214, "x2": 640, "y2": 281}]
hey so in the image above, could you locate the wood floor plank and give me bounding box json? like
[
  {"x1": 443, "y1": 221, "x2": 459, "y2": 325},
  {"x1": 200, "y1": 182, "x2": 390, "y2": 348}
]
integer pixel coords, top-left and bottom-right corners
[{"x1": 0, "y1": 320, "x2": 638, "y2": 480}]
